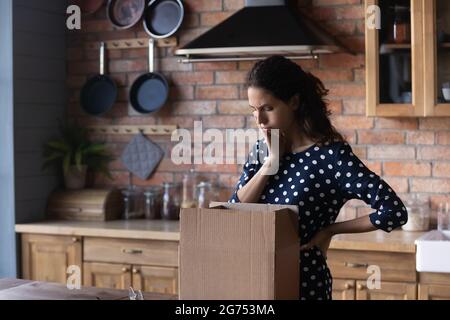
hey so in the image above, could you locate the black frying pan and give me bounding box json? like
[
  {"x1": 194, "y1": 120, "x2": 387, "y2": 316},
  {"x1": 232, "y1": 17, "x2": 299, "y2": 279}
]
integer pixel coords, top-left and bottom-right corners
[
  {"x1": 129, "y1": 38, "x2": 169, "y2": 114},
  {"x1": 143, "y1": 0, "x2": 184, "y2": 38},
  {"x1": 106, "y1": 0, "x2": 146, "y2": 30},
  {"x1": 80, "y1": 42, "x2": 117, "y2": 116}
]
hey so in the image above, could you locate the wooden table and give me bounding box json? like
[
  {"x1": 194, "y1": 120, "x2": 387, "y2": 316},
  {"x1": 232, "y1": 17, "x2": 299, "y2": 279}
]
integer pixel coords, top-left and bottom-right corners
[{"x1": 0, "y1": 278, "x2": 177, "y2": 300}]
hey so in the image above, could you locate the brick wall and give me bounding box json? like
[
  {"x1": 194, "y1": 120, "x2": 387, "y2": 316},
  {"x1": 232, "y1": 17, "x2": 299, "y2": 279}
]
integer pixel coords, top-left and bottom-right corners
[{"x1": 66, "y1": 0, "x2": 450, "y2": 220}]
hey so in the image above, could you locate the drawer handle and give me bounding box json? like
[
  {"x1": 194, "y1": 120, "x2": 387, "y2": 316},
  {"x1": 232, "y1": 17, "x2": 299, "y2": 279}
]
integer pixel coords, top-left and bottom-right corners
[
  {"x1": 122, "y1": 267, "x2": 130, "y2": 273},
  {"x1": 132, "y1": 268, "x2": 140, "y2": 274},
  {"x1": 71, "y1": 237, "x2": 79, "y2": 243},
  {"x1": 357, "y1": 283, "x2": 365, "y2": 291},
  {"x1": 345, "y1": 262, "x2": 369, "y2": 268},
  {"x1": 122, "y1": 248, "x2": 143, "y2": 255},
  {"x1": 344, "y1": 283, "x2": 353, "y2": 290}
]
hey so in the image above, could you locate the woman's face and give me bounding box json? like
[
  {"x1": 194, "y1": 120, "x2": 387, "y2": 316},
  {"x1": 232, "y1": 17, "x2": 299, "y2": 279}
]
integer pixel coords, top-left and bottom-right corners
[{"x1": 248, "y1": 86, "x2": 298, "y2": 135}]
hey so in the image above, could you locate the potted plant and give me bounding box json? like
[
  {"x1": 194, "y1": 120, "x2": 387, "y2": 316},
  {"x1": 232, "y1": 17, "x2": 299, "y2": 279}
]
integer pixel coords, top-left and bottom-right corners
[{"x1": 42, "y1": 121, "x2": 115, "y2": 190}]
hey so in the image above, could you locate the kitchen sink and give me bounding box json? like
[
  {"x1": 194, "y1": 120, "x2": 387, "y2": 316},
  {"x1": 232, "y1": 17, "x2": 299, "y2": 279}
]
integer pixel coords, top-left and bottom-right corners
[{"x1": 415, "y1": 230, "x2": 450, "y2": 273}]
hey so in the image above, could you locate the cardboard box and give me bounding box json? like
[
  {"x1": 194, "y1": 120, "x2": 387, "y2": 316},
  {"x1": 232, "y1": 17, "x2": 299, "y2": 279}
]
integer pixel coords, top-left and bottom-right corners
[{"x1": 179, "y1": 202, "x2": 299, "y2": 300}]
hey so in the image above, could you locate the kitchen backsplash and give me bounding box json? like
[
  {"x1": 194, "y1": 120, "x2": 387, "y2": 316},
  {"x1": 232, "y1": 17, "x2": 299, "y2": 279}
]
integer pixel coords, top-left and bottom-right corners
[{"x1": 66, "y1": 0, "x2": 450, "y2": 220}]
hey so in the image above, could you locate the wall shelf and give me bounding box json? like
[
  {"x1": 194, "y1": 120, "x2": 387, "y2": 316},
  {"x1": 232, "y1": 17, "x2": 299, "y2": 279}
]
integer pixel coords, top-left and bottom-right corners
[
  {"x1": 86, "y1": 125, "x2": 178, "y2": 136},
  {"x1": 85, "y1": 37, "x2": 178, "y2": 51}
]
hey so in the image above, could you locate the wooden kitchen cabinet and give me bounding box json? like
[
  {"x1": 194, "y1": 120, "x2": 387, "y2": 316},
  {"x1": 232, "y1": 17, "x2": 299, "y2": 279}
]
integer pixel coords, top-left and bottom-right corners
[
  {"x1": 21, "y1": 234, "x2": 82, "y2": 284},
  {"x1": 83, "y1": 262, "x2": 132, "y2": 290},
  {"x1": 132, "y1": 265, "x2": 178, "y2": 295},
  {"x1": 355, "y1": 280, "x2": 417, "y2": 300},
  {"x1": 328, "y1": 248, "x2": 418, "y2": 300},
  {"x1": 332, "y1": 279, "x2": 356, "y2": 300},
  {"x1": 418, "y1": 272, "x2": 450, "y2": 300},
  {"x1": 365, "y1": 0, "x2": 450, "y2": 117}
]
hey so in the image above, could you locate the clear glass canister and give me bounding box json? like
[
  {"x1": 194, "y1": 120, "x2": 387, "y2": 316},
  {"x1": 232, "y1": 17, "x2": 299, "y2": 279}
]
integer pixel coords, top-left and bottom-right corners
[
  {"x1": 196, "y1": 181, "x2": 217, "y2": 209},
  {"x1": 143, "y1": 186, "x2": 163, "y2": 220},
  {"x1": 121, "y1": 186, "x2": 144, "y2": 220},
  {"x1": 162, "y1": 182, "x2": 182, "y2": 220},
  {"x1": 402, "y1": 198, "x2": 430, "y2": 232}
]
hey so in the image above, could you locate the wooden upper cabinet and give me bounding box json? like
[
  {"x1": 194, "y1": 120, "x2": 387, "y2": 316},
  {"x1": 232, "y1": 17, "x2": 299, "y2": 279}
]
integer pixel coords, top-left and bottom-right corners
[
  {"x1": 21, "y1": 234, "x2": 81, "y2": 284},
  {"x1": 423, "y1": 0, "x2": 450, "y2": 116},
  {"x1": 366, "y1": 0, "x2": 450, "y2": 117}
]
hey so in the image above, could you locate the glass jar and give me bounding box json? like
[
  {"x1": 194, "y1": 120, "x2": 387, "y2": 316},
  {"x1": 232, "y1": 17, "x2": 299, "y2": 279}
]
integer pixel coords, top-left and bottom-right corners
[
  {"x1": 402, "y1": 198, "x2": 430, "y2": 232},
  {"x1": 121, "y1": 186, "x2": 144, "y2": 220},
  {"x1": 162, "y1": 182, "x2": 182, "y2": 220},
  {"x1": 391, "y1": 5, "x2": 411, "y2": 44},
  {"x1": 143, "y1": 186, "x2": 163, "y2": 220},
  {"x1": 196, "y1": 181, "x2": 217, "y2": 209},
  {"x1": 181, "y1": 168, "x2": 198, "y2": 209}
]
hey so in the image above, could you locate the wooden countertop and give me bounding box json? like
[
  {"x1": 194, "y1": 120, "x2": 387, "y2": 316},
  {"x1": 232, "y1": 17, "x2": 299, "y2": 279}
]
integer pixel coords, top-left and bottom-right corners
[
  {"x1": 329, "y1": 230, "x2": 426, "y2": 253},
  {"x1": 0, "y1": 278, "x2": 176, "y2": 300},
  {"x1": 16, "y1": 220, "x2": 427, "y2": 253},
  {"x1": 15, "y1": 220, "x2": 180, "y2": 241}
]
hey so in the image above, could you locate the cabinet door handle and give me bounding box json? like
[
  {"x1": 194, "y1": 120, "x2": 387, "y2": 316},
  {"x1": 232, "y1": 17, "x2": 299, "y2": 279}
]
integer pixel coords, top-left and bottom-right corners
[
  {"x1": 122, "y1": 248, "x2": 143, "y2": 254},
  {"x1": 122, "y1": 267, "x2": 130, "y2": 273},
  {"x1": 344, "y1": 283, "x2": 353, "y2": 290},
  {"x1": 357, "y1": 283, "x2": 365, "y2": 291},
  {"x1": 345, "y1": 262, "x2": 369, "y2": 268},
  {"x1": 71, "y1": 237, "x2": 79, "y2": 243},
  {"x1": 132, "y1": 268, "x2": 140, "y2": 274}
]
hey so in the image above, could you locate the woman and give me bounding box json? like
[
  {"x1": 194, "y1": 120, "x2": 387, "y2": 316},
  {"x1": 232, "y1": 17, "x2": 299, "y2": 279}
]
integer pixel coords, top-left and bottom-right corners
[{"x1": 229, "y1": 56, "x2": 408, "y2": 300}]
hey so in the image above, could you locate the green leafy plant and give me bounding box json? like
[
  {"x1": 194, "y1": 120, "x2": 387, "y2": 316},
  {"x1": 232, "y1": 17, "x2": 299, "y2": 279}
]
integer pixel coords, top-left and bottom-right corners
[{"x1": 42, "y1": 121, "x2": 115, "y2": 180}]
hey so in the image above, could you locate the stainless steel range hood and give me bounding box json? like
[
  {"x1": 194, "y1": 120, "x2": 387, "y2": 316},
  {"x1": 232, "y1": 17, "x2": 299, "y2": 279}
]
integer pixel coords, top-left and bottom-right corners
[{"x1": 175, "y1": 0, "x2": 346, "y2": 63}]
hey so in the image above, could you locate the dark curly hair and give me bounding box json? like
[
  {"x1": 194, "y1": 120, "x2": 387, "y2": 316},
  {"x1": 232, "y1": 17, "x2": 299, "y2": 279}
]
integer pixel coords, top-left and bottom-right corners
[{"x1": 247, "y1": 55, "x2": 345, "y2": 145}]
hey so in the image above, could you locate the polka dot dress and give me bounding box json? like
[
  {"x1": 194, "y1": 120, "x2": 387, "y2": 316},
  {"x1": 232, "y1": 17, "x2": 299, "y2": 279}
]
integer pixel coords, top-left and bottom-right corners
[{"x1": 229, "y1": 140, "x2": 408, "y2": 300}]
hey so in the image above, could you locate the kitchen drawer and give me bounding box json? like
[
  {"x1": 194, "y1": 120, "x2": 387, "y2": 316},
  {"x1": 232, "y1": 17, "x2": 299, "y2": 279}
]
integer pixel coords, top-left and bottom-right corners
[
  {"x1": 327, "y1": 249, "x2": 417, "y2": 282},
  {"x1": 84, "y1": 237, "x2": 178, "y2": 267}
]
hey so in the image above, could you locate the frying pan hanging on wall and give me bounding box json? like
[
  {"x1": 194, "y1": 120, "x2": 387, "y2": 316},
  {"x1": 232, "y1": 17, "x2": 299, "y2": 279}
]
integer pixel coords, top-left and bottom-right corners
[
  {"x1": 143, "y1": 0, "x2": 184, "y2": 38},
  {"x1": 80, "y1": 42, "x2": 117, "y2": 116},
  {"x1": 129, "y1": 38, "x2": 169, "y2": 114},
  {"x1": 107, "y1": 0, "x2": 146, "y2": 30},
  {"x1": 73, "y1": 0, "x2": 105, "y2": 15}
]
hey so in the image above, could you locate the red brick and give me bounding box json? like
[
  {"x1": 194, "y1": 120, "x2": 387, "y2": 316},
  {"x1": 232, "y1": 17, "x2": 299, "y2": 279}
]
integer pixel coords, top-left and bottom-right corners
[
  {"x1": 109, "y1": 59, "x2": 147, "y2": 73},
  {"x1": 411, "y1": 178, "x2": 450, "y2": 193},
  {"x1": 358, "y1": 131, "x2": 405, "y2": 145},
  {"x1": 375, "y1": 118, "x2": 418, "y2": 130},
  {"x1": 200, "y1": 12, "x2": 234, "y2": 26},
  {"x1": 382, "y1": 177, "x2": 409, "y2": 193},
  {"x1": 216, "y1": 71, "x2": 248, "y2": 84},
  {"x1": 383, "y1": 162, "x2": 431, "y2": 177},
  {"x1": 159, "y1": 116, "x2": 200, "y2": 128},
  {"x1": 367, "y1": 146, "x2": 415, "y2": 160},
  {"x1": 406, "y1": 131, "x2": 435, "y2": 145},
  {"x1": 419, "y1": 118, "x2": 450, "y2": 130},
  {"x1": 354, "y1": 68, "x2": 365, "y2": 82},
  {"x1": 133, "y1": 172, "x2": 175, "y2": 187},
  {"x1": 320, "y1": 53, "x2": 365, "y2": 69},
  {"x1": 185, "y1": 0, "x2": 222, "y2": 12},
  {"x1": 328, "y1": 100, "x2": 343, "y2": 115},
  {"x1": 194, "y1": 62, "x2": 238, "y2": 71},
  {"x1": 82, "y1": 19, "x2": 113, "y2": 33},
  {"x1": 67, "y1": 48, "x2": 84, "y2": 61},
  {"x1": 332, "y1": 115, "x2": 374, "y2": 130},
  {"x1": 196, "y1": 85, "x2": 239, "y2": 100},
  {"x1": 310, "y1": 69, "x2": 353, "y2": 82},
  {"x1": 433, "y1": 163, "x2": 450, "y2": 178},
  {"x1": 343, "y1": 99, "x2": 365, "y2": 115},
  {"x1": 169, "y1": 85, "x2": 194, "y2": 101},
  {"x1": 418, "y1": 146, "x2": 450, "y2": 161},
  {"x1": 172, "y1": 101, "x2": 216, "y2": 115},
  {"x1": 340, "y1": 130, "x2": 356, "y2": 144},
  {"x1": 366, "y1": 161, "x2": 382, "y2": 176},
  {"x1": 202, "y1": 116, "x2": 246, "y2": 129},
  {"x1": 68, "y1": 61, "x2": 99, "y2": 75},
  {"x1": 437, "y1": 131, "x2": 450, "y2": 145},
  {"x1": 218, "y1": 100, "x2": 251, "y2": 114},
  {"x1": 328, "y1": 83, "x2": 365, "y2": 97},
  {"x1": 183, "y1": 13, "x2": 200, "y2": 28},
  {"x1": 195, "y1": 163, "x2": 240, "y2": 173},
  {"x1": 224, "y1": 0, "x2": 245, "y2": 10},
  {"x1": 171, "y1": 71, "x2": 214, "y2": 85},
  {"x1": 66, "y1": 76, "x2": 86, "y2": 89},
  {"x1": 352, "y1": 146, "x2": 366, "y2": 159}
]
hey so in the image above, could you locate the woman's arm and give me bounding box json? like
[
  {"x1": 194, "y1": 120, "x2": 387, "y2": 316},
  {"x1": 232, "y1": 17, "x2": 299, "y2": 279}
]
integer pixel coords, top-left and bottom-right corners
[{"x1": 235, "y1": 159, "x2": 274, "y2": 203}]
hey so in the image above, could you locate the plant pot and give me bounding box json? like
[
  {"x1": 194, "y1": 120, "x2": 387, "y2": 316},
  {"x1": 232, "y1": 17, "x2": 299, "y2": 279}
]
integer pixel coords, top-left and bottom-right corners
[{"x1": 64, "y1": 165, "x2": 87, "y2": 190}]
